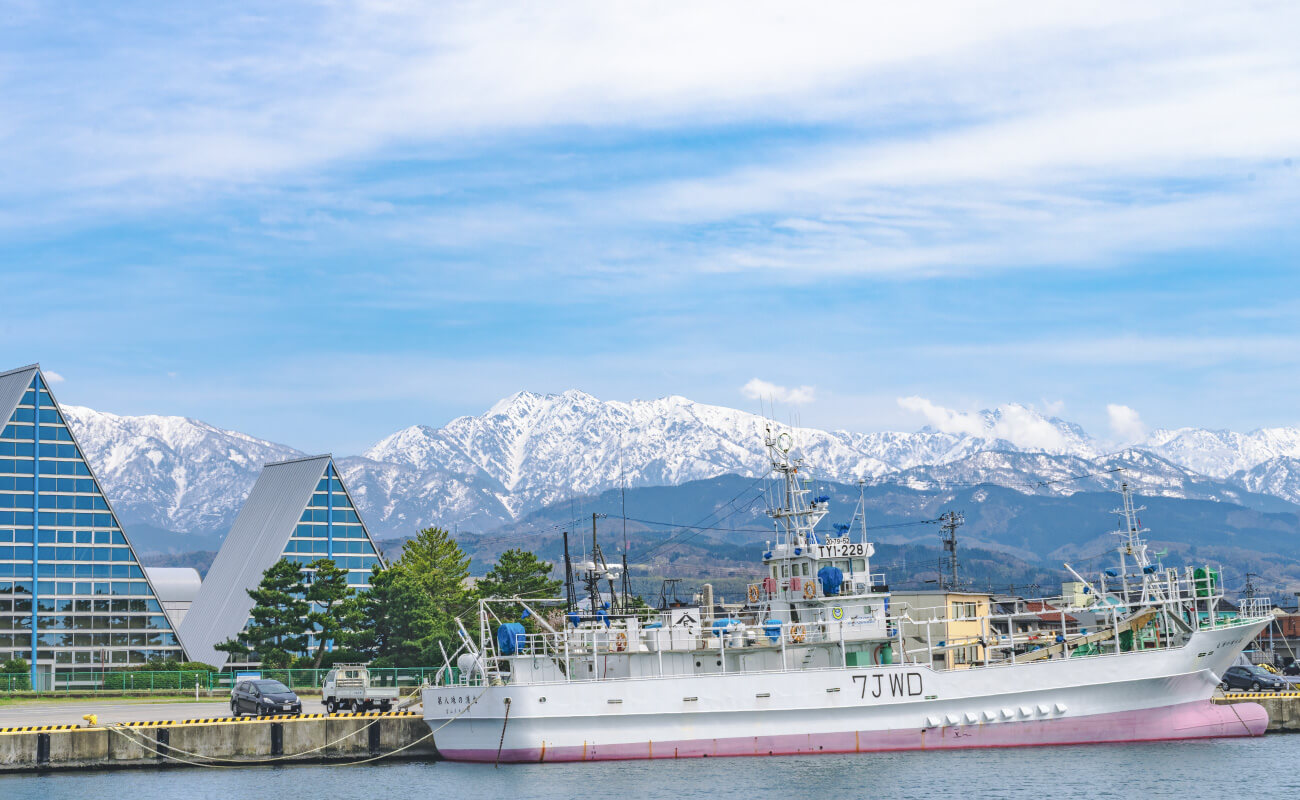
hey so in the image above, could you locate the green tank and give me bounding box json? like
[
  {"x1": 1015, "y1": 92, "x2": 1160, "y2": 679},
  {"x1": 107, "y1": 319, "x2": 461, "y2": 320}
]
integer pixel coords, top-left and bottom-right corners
[{"x1": 1193, "y1": 567, "x2": 1220, "y2": 598}]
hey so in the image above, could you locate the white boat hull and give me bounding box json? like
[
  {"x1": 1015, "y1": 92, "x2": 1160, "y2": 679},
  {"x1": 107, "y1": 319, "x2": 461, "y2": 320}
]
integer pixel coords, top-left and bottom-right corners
[{"x1": 423, "y1": 622, "x2": 1269, "y2": 762}]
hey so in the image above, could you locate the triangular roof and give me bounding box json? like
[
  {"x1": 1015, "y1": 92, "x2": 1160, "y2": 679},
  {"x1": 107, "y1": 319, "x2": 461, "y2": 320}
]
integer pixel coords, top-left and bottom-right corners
[
  {"x1": 0, "y1": 364, "x2": 40, "y2": 427},
  {"x1": 179, "y1": 454, "x2": 380, "y2": 668}
]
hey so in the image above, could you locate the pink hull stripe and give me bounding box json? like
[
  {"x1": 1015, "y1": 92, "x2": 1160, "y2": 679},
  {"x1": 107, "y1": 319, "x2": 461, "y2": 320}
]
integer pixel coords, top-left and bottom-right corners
[{"x1": 437, "y1": 701, "x2": 1269, "y2": 763}]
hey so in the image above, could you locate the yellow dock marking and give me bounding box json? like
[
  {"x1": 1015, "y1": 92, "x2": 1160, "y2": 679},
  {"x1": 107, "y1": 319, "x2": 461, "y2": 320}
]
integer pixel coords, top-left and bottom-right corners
[{"x1": 0, "y1": 710, "x2": 419, "y2": 735}]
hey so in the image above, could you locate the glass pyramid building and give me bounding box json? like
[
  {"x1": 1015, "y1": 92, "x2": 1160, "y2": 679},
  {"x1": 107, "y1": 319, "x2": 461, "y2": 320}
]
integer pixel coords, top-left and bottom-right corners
[
  {"x1": 180, "y1": 455, "x2": 385, "y2": 668},
  {"x1": 0, "y1": 364, "x2": 186, "y2": 688}
]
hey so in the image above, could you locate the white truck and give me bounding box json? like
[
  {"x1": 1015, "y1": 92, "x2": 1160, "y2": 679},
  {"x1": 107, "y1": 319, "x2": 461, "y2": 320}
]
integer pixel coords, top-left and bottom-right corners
[{"x1": 320, "y1": 664, "x2": 401, "y2": 713}]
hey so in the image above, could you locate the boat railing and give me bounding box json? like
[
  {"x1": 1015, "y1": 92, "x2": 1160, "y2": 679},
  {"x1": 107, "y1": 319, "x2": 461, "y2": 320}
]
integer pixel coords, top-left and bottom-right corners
[
  {"x1": 746, "y1": 572, "x2": 890, "y2": 602},
  {"x1": 489, "y1": 615, "x2": 888, "y2": 669},
  {"x1": 468, "y1": 566, "x2": 1268, "y2": 684},
  {"x1": 1238, "y1": 597, "x2": 1273, "y2": 620}
]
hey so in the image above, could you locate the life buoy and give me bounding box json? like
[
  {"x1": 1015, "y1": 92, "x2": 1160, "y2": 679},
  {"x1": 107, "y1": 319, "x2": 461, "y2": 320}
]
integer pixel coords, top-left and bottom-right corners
[
  {"x1": 614, "y1": 631, "x2": 628, "y2": 652},
  {"x1": 803, "y1": 581, "x2": 817, "y2": 599},
  {"x1": 790, "y1": 624, "x2": 807, "y2": 643},
  {"x1": 747, "y1": 584, "x2": 760, "y2": 603}
]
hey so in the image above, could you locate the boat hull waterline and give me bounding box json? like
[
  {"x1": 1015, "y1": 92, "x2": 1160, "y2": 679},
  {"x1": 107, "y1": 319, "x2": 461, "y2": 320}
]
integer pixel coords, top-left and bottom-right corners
[
  {"x1": 425, "y1": 621, "x2": 1270, "y2": 762},
  {"x1": 436, "y1": 700, "x2": 1265, "y2": 762}
]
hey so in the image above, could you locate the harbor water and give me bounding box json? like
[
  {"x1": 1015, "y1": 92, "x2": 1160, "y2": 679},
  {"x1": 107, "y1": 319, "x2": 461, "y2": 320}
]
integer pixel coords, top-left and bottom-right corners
[{"x1": 2, "y1": 737, "x2": 1293, "y2": 799}]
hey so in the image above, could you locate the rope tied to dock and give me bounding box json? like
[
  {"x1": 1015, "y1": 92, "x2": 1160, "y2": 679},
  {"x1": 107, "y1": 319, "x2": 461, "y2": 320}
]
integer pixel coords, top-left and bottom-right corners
[{"x1": 103, "y1": 683, "x2": 489, "y2": 770}]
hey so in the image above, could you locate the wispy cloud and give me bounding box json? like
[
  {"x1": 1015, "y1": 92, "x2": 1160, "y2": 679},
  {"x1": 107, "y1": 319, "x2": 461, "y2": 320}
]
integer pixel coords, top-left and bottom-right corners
[
  {"x1": 742, "y1": 379, "x2": 816, "y2": 405},
  {"x1": 897, "y1": 396, "x2": 1075, "y2": 452},
  {"x1": 3, "y1": 2, "x2": 1300, "y2": 445},
  {"x1": 1107, "y1": 404, "x2": 1147, "y2": 444},
  {"x1": 913, "y1": 334, "x2": 1300, "y2": 368}
]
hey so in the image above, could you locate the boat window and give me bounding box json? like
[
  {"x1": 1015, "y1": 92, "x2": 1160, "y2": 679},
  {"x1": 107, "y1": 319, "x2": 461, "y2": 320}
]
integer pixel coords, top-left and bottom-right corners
[
  {"x1": 851, "y1": 558, "x2": 865, "y2": 573},
  {"x1": 781, "y1": 564, "x2": 788, "y2": 577},
  {"x1": 802, "y1": 563, "x2": 810, "y2": 576},
  {"x1": 771, "y1": 566, "x2": 778, "y2": 579}
]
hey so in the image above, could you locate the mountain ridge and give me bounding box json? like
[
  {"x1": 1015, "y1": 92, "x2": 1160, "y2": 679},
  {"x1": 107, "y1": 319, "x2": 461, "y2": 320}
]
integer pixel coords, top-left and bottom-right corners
[{"x1": 59, "y1": 392, "x2": 1300, "y2": 543}]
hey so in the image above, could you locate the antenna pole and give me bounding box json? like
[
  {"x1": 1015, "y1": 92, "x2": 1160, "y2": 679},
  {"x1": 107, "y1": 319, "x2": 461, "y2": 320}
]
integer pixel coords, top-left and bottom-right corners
[
  {"x1": 562, "y1": 530, "x2": 576, "y2": 611},
  {"x1": 858, "y1": 479, "x2": 867, "y2": 545},
  {"x1": 622, "y1": 553, "x2": 630, "y2": 610}
]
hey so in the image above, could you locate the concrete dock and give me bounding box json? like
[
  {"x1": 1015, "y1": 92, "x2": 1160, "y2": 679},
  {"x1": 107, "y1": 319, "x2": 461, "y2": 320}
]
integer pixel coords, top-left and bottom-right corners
[
  {"x1": 0, "y1": 711, "x2": 436, "y2": 771},
  {"x1": 0, "y1": 699, "x2": 233, "y2": 727}
]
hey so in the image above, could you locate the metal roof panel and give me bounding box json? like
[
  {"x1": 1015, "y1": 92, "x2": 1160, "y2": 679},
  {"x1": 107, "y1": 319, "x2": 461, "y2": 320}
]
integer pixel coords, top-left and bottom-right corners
[{"x1": 179, "y1": 455, "x2": 331, "y2": 668}]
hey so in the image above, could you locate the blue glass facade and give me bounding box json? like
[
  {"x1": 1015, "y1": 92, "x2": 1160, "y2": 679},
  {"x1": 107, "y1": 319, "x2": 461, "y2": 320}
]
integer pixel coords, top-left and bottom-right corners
[
  {"x1": 239, "y1": 461, "x2": 383, "y2": 657},
  {"x1": 283, "y1": 464, "x2": 383, "y2": 582},
  {"x1": 0, "y1": 368, "x2": 184, "y2": 684}
]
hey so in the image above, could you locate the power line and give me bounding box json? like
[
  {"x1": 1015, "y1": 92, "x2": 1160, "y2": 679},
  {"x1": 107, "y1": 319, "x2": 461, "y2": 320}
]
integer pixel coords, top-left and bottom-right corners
[{"x1": 631, "y1": 475, "x2": 770, "y2": 562}]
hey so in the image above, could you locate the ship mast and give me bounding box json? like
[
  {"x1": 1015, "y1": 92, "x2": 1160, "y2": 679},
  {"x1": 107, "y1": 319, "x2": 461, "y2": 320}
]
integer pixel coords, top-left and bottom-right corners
[
  {"x1": 1111, "y1": 480, "x2": 1165, "y2": 603},
  {"x1": 764, "y1": 425, "x2": 827, "y2": 549}
]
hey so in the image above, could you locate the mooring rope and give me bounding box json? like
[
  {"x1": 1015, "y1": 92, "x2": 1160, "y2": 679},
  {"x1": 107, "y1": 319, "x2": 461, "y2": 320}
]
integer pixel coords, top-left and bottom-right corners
[
  {"x1": 494, "y1": 696, "x2": 512, "y2": 768},
  {"x1": 103, "y1": 684, "x2": 490, "y2": 770},
  {"x1": 107, "y1": 683, "x2": 429, "y2": 764}
]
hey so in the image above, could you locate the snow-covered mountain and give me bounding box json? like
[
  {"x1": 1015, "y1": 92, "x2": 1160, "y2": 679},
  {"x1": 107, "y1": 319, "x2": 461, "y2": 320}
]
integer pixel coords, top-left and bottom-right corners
[
  {"x1": 1233, "y1": 456, "x2": 1300, "y2": 505},
  {"x1": 1144, "y1": 427, "x2": 1300, "y2": 478},
  {"x1": 60, "y1": 391, "x2": 1300, "y2": 544},
  {"x1": 355, "y1": 392, "x2": 1094, "y2": 510},
  {"x1": 62, "y1": 406, "x2": 304, "y2": 535}
]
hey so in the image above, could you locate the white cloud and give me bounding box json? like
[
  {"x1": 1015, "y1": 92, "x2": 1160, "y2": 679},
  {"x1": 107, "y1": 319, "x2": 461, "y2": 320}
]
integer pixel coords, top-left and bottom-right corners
[
  {"x1": 1, "y1": 0, "x2": 1297, "y2": 298},
  {"x1": 742, "y1": 378, "x2": 816, "y2": 405},
  {"x1": 44, "y1": 371, "x2": 65, "y2": 384},
  {"x1": 1107, "y1": 403, "x2": 1147, "y2": 443},
  {"x1": 6, "y1": 4, "x2": 1297, "y2": 194},
  {"x1": 897, "y1": 396, "x2": 1074, "y2": 452}
]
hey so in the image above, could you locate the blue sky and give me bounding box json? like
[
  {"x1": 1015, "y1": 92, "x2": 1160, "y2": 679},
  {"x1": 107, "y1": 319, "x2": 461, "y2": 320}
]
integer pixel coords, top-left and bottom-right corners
[{"x1": 2, "y1": 1, "x2": 1298, "y2": 453}]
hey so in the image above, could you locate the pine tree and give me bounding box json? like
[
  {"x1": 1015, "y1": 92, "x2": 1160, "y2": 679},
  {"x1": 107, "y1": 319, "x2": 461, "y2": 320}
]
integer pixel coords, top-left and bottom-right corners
[
  {"x1": 215, "y1": 558, "x2": 310, "y2": 668},
  {"x1": 397, "y1": 527, "x2": 473, "y2": 613},
  {"x1": 305, "y1": 558, "x2": 354, "y2": 669},
  {"x1": 354, "y1": 564, "x2": 443, "y2": 667},
  {"x1": 477, "y1": 548, "x2": 562, "y2": 624},
  {"x1": 348, "y1": 528, "x2": 478, "y2": 666}
]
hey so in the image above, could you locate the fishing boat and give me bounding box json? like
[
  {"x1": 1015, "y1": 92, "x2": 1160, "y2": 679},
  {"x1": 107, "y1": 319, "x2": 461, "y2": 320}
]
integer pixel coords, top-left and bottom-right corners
[{"x1": 422, "y1": 427, "x2": 1272, "y2": 762}]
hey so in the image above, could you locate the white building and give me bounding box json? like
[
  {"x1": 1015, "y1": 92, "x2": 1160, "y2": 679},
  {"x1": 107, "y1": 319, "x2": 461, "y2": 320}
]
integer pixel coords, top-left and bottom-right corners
[{"x1": 143, "y1": 567, "x2": 201, "y2": 627}]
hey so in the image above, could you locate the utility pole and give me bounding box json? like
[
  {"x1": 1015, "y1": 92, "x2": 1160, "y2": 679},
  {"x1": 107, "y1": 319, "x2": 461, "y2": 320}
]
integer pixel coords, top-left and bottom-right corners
[
  {"x1": 939, "y1": 510, "x2": 964, "y2": 591},
  {"x1": 1244, "y1": 572, "x2": 1259, "y2": 600}
]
